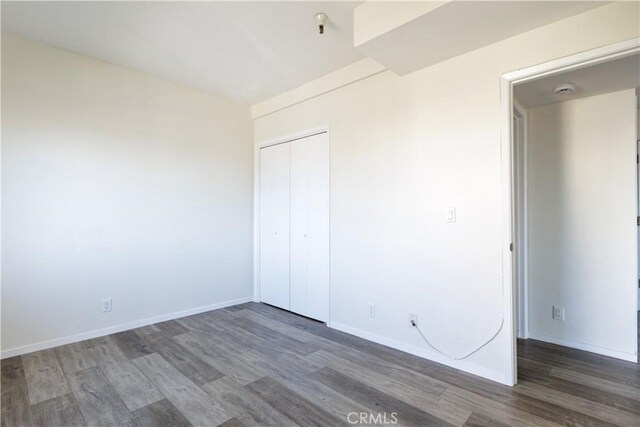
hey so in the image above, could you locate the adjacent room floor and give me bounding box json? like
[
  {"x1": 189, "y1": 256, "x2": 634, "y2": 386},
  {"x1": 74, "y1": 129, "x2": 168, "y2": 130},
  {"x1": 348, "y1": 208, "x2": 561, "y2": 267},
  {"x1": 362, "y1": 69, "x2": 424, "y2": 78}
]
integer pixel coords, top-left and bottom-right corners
[{"x1": 2, "y1": 303, "x2": 639, "y2": 426}]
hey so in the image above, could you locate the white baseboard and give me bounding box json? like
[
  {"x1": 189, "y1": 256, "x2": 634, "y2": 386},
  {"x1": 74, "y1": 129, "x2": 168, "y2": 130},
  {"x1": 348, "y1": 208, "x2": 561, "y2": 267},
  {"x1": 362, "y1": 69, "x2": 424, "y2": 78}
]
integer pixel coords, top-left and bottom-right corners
[
  {"x1": 329, "y1": 322, "x2": 508, "y2": 385},
  {"x1": 0, "y1": 296, "x2": 253, "y2": 359},
  {"x1": 527, "y1": 331, "x2": 638, "y2": 363}
]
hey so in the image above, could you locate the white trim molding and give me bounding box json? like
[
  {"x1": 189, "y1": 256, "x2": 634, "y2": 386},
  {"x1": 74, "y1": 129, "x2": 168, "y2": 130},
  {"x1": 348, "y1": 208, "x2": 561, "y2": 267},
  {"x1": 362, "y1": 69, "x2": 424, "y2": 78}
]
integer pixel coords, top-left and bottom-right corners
[
  {"x1": 330, "y1": 322, "x2": 506, "y2": 385},
  {"x1": 500, "y1": 37, "x2": 640, "y2": 386},
  {"x1": 527, "y1": 332, "x2": 638, "y2": 363},
  {"x1": 513, "y1": 101, "x2": 529, "y2": 340},
  {"x1": 0, "y1": 296, "x2": 253, "y2": 359}
]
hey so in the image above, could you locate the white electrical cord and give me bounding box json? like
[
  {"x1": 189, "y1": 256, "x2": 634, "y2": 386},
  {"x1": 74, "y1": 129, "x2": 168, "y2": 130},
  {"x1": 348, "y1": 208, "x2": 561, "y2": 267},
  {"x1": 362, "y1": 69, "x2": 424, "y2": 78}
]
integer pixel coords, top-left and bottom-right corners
[
  {"x1": 410, "y1": 318, "x2": 504, "y2": 360},
  {"x1": 410, "y1": 272, "x2": 506, "y2": 360}
]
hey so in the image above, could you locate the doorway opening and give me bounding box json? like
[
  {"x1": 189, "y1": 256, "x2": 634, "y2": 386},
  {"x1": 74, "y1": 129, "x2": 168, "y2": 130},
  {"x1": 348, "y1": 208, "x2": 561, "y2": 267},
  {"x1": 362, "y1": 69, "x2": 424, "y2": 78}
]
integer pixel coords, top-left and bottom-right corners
[{"x1": 501, "y1": 39, "x2": 640, "y2": 386}]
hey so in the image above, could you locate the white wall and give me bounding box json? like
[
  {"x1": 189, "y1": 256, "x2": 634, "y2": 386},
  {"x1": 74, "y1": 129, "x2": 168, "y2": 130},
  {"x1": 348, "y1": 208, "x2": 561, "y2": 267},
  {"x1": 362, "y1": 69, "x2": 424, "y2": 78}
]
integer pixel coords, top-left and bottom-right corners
[
  {"x1": 253, "y1": 2, "x2": 640, "y2": 383},
  {"x1": 527, "y1": 90, "x2": 637, "y2": 360},
  {"x1": 1, "y1": 34, "x2": 254, "y2": 355}
]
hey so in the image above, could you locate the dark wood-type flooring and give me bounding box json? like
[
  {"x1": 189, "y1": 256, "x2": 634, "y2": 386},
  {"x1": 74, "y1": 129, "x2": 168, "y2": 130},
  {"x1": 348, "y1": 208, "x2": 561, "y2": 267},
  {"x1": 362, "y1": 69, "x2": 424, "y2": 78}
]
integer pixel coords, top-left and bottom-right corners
[{"x1": 2, "y1": 303, "x2": 639, "y2": 426}]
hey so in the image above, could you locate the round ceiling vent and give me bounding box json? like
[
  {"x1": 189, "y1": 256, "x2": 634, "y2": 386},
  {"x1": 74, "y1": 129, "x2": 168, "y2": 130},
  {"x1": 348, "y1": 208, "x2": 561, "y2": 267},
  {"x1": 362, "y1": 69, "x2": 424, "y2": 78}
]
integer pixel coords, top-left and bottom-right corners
[{"x1": 553, "y1": 83, "x2": 576, "y2": 95}]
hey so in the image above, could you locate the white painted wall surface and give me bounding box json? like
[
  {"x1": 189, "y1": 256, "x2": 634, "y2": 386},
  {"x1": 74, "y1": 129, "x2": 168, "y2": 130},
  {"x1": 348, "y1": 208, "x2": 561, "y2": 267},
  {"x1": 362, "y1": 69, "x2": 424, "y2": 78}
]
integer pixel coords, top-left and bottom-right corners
[
  {"x1": 253, "y1": 2, "x2": 640, "y2": 383},
  {"x1": 527, "y1": 90, "x2": 637, "y2": 360},
  {"x1": 1, "y1": 34, "x2": 254, "y2": 355}
]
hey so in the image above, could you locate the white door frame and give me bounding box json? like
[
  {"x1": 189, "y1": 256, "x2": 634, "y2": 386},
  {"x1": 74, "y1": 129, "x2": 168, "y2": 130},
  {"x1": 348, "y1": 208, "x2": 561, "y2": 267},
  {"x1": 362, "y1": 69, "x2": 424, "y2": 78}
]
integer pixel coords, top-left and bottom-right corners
[
  {"x1": 513, "y1": 102, "x2": 528, "y2": 340},
  {"x1": 637, "y1": 136, "x2": 640, "y2": 312},
  {"x1": 253, "y1": 125, "x2": 331, "y2": 324},
  {"x1": 500, "y1": 37, "x2": 640, "y2": 386}
]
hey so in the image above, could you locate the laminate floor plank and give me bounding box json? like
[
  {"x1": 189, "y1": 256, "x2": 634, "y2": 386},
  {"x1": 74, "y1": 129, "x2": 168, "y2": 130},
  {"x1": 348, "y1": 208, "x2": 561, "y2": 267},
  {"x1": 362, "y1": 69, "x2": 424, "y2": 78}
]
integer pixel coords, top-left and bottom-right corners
[
  {"x1": 147, "y1": 337, "x2": 224, "y2": 387},
  {"x1": 111, "y1": 330, "x2": 155, "y2": 360},
  {"x1": 200, "y1": 323, "x2": 273, "y2": 356},
  {"x1": 55, "y1": 342, "x2": 97, "y2": 375},
  {"x1": 311, "y1": 366, "x2": 452, "y2": 427},
  {"x1": 1, "y1": 383, "x2": 29, "y2": 413},
  {"x1": 133, "y1": 353, "x2": 231, "y2": 426},
  {"x1": 66, "y1": 366, "x2": 137, "y2": 427},
  {"x1": 439, "y1": 386, "x2": 560, "y2": 427},
  {"x1": 202, "y1": 376, "x2": 295, "y2": 427},
  {"x1": 1, "y1": 400, "x2": 33, "y2": 427},
  {"x1": 519, "y1": 368, "x2": 640, "y2": 415},
  {"x1": 215, "y1": 319, "x2": 317, "y2": 360},
  {"x1": 231, "y1": 309, "x2": 318, "y2": 343},
  {"x1": 153, "y1": 320, "x2": 189, "y2": 339},
  {"x1": 1, "y1": 357, "x2": 29, "y2": 410},
  {"x1": 217, "y1": 417, "x2": 246, "y2": 427},
  {"x1": 236, "y1": 350, "x2": 371, "y2": 422},
  {"x1": 89, "y1": 338, "x2": 164, "y2": 411},
  {"x1": 1, "y1": 357, "x2": 33, "y2": 427},
  {"x1": 199, "y1": 308, "x2": 243, "y2": 330},
  {"x1": 22, "y1": 349, "x2": 71, "y2": 405},
  {"x1": 30, "y1": 393, "x2": 86, "y2": 427},
  {"x1": 462, "y1": 412, "x2": 509, "y2": 427},
  {"x1": 549, "y1": 365, "x2": 640, "y2": 400},
  {"x1": 131, "y1": 398, "x2": 192, "y2": 427},
  {"x1": 311, "y1": 339, "x2": 451, "y2": 398},
  {"x1": 306, "y1": 350, "x2": 469, "y2": 426},
  {"x1": 514, "y1": 381, "x2": 640, "y2": 426},
  {"x1": 508, "y1": 388, "x2": 609, "y2": 427},
  {"x1": 1, "y1": 357, "x2": 26, "y2": 391},
  {"x1": 245, "y1": 376, "x2": 343, "y2": 427},
  {"x1": 175, "y1": 313, "x2": 227, "y2": 334},
  {"x1": 133, "y1": 320, "x2": 188, "y2": 343},
  {"x1": 173, "y1": 333, "x2": 264, "y2": 386},
  {"x1": 518, "y1": 340, "x2": 639, "y2": 388},
  {"x1": 225, "y1": 316, "x2": 317, "y2": 357}
]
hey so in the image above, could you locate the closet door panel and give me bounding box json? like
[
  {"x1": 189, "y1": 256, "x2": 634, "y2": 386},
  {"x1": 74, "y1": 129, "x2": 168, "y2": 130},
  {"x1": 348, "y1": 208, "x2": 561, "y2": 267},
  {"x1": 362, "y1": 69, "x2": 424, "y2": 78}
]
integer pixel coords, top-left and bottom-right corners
[
  {"x1": 289, "y1": 139, "x2": 309, "y2": 316},
  {"x1": 306, "y1": 133, "x2": 330, "y2": 322},
  {"x1": 259, "y1": 143, "x2": 290, "y2": 310}
]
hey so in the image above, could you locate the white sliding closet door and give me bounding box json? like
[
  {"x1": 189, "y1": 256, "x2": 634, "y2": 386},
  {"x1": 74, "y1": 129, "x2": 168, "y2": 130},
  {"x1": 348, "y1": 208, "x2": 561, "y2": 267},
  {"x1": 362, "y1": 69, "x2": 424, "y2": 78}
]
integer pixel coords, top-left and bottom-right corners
[
  {"x1": 290, "y1": 133, "x2": 330, "y2": 321},
  {"x1": 305, "y1": 133, "x2": 330, "y2": 321},
  {"x1": 259, "y1": 132, "x2": 329, "y2": 321},
  {"x1": 289, "y1": 138, "x2": 309, "y2": 316},
  {"x1": 259, "y1": 143, "x2": 290, "y2": 310}
]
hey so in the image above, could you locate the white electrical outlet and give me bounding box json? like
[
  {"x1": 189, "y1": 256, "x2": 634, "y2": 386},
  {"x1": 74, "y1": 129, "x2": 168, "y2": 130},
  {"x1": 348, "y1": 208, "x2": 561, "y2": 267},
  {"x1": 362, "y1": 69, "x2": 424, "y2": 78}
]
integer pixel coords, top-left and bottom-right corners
[
  {"x1": 446, "y1": 207, "x2": 456, "y2": 223},
  {"x1": 368, "y1": 304, "x2": 375, "y2": 318},
  {"x1": 552, "y1": 305, "x2": 564, "y2": 321},
  {"x1": 409, "y1": 313, "x2": 418, "y2": 326},
  {"x1": 102, "y1": 298, "x2": 113, "y2": 313}
]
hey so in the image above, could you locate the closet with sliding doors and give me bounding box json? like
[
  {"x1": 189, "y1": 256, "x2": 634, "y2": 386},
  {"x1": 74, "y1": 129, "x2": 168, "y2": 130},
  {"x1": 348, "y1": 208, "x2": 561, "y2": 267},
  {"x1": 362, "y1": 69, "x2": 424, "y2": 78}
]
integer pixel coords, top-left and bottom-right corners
[{"x1": 259, "y1": 131, "x2": 330, "y2": 322}]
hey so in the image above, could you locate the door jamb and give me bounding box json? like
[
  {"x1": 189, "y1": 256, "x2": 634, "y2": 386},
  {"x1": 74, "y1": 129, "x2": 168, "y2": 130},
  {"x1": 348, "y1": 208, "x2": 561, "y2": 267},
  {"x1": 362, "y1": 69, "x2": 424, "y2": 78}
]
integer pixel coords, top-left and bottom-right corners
[
  {"x1": 500, "y1": 37, "x2": 640, "y2": 386},
  {"x1": 513, "y1": 102, "x2": 528, "y2": 340}
]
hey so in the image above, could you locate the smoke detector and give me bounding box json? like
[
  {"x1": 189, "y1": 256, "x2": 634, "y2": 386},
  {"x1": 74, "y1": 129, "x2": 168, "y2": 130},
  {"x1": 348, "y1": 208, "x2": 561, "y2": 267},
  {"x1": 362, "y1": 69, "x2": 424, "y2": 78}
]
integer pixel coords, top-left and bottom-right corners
[
  {"x1": 315, "y1": 13, "x2": 328, "y2": 34},
  {"x1": 553, "y1": 83, "x2": 576, "y2": 95}
]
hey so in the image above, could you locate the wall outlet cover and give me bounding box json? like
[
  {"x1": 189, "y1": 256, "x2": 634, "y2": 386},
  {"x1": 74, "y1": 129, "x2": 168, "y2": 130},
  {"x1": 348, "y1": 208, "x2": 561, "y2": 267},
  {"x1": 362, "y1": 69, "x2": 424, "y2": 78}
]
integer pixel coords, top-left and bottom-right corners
[
  {"x1": 552, "y1": 305, "x2": 564, "y2": 321},
  {"x1": 102, "y1": 298, "x2": 113, "y2": 313}
]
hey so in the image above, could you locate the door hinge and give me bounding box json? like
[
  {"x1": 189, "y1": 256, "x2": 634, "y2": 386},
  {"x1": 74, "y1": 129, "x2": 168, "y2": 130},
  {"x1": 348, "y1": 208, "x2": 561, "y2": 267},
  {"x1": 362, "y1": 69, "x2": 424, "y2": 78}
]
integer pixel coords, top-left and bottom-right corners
[
  {"x1": 637, "y1": 216, "x2": 640, "y2": 226},
  {"x1": 510, "y1": 242, "x2": 514, "y2": 252}
]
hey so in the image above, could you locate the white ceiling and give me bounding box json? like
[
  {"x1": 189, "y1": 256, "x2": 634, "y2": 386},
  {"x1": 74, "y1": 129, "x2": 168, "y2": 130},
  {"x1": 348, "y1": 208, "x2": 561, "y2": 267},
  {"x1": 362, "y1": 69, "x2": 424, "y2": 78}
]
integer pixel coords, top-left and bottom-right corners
[
  {"x1": 514, "y1": 53, "x2": 640, "y2": 109},
  {"x1": 1, "y1": 1, "x2": 364, "y2": 104}
]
